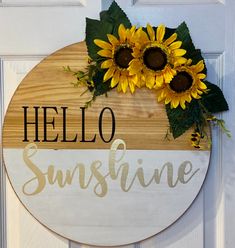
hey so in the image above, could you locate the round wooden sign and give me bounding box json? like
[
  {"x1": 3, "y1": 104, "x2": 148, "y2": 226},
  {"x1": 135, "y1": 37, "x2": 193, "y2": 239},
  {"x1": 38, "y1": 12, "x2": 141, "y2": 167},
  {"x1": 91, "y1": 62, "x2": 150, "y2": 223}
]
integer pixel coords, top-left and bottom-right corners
[{"x1": 3, "y1": 42, "x2": 210, "y2": 246}]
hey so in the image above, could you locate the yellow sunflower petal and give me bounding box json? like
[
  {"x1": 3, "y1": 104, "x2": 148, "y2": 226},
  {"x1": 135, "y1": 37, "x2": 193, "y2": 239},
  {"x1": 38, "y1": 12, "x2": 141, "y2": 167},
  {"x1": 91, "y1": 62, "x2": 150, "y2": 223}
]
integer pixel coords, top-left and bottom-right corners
[
  {"x1": 180, "y1": 99, "x2": 186, "y2": 109},
  {"x1": 135, "y1": 27, "x2": 142, "y2": 38},
  {"x1": 173, "y1": 49, "x2": 187, "y2": 57},
  {"x1": 168, "y1": 66, "x2": 177, "y2": 76},
  {"x1": 126, "y1": 29, "x2": 131, "y2": 40},
  {"x1": 138, "y1": 28, "x2": 150, "y2": 43},
  {"x1": 146, "y1": 74, "x2": 155, "y2": 89},
  {"x1": 104, "y1": 67, "x2": 116, "y2": 82},
  {"x1": 155, "y1": 74, "x2": 164, "y2": 88},
  {"x1": 111, "y1": 70, "x2": 120, "y2": 88},
  {"x1": 186, "y1": 59, "x2": 192, "y2": 65},
  {"x1": 135, "y1": 41, "x2": 142, "y2": 50},
  {"x1": 101, "y1": 59, "x2": 114, "y2": 69},
  {"x1": 197, "y1": 89, "x2": 203, "y2": 95},
  {"x1": 164, "y1": 72, "x2": 173, "y2": 83},
  {"x1": 164, "y1": 67, "x2": 175, "y2": 83},
  {"x1": 117, "y1": 83, "x2": 122, "y2": 92},
  {"x1": 194, "y1": 60, "x2": 205, "y2": 73},
  {"x1": 147, "y1": 23, "x2": 155, "y2": 41},
  {"x1": 157, "y1": 96, "x2": 164, "y2": 103},
  {"x1": 165, "y1": 96, "x2": 172, "y2": 104},
  {"x1": 134, "y1": 74, "x2": 144, "y2": 88},
  {"x1": 174, "y1": 60, "x2": 187, "y2": 68},
  {"x1": 131, "y1": 74, "x2": 139, "y2": 86},
  {"x1": 118, "y1": 24, "x2": 127, "y2": 43},
  {"x1": 120, "y1": 73, "x2": 128, "y2": 93},
  {"x1": 126, "y1": 29, "x2": 133, "y2": 41},
  {"x1": 94, "y1": 39, "x2": 112, "y2": 50},
  {"x1": 121, "y1": 81, "x2": 128, "y2": 93},
  {"x1": 132, "y1": 47, "x2": 141, "y2": 58},
  {"x1": 198, "y1": 80, "x2": 207, "y2": 90},
  {"x1": 157, "y1": 90, "x2": 165, "y2": 102},
  {"x1": 127, "y1": 26, "x2": 136, "y2": 41},
  {"x1": 191, "y1": 90, "x2": 199, "y2": 99},
  {"x1": 182, "y1": 95, "x2": 190, "y2": 102},
  {"x1": 129, "y1": 59, "x2": 142, "y2": 74},
  {"x1": 172, "y1": 98, "x2": 180, "y2": 108},
  {"x1": 98, "y1": 49, "x2": 113, "y2": 58},
  {"x1": 130, "y1": 25, "x2": 136, "y2": 35},
  {"x1": 160, "y1": 89, "x2": 167, "y2": 99},
  {"x1": 169, "y1": 41, "x2": 182, "y2": 50},
  {"x1": 156, "y1": 24, "x2": 165, "y2": 42},
  {"x1": 129, "y1": 80, "x2": 135, "y2": 93},
  {"x1": 198, "y1": 73, "x2": 206, "y2": 79},
  {"x1": 185, "y1": 94, "x2": 192, "y2": 103},
  {"x1": 140, "y1": 73, "x2": 146, "y2": 84},
  {"x1": 174, "y1": 57, "x2": 187, "y2": 66},
  {"x1": 107, "y1": 34, "x2": 119, "y2": 46},
  {"x1": 164, "y1": 33, "x2": 177, "y2": 46}
]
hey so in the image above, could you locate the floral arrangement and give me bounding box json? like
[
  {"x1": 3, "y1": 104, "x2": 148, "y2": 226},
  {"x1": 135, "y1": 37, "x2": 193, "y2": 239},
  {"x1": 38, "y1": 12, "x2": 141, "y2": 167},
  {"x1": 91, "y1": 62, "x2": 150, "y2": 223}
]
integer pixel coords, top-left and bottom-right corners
[{"x1": 64, "y1": 1, "x2": 229, "y2": 149}]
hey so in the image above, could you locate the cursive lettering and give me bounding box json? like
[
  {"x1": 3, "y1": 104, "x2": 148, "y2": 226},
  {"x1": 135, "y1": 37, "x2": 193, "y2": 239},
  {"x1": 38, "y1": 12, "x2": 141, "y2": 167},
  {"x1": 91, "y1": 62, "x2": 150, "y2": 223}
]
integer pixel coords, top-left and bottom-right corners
[{"x1": 22, "y1": 140, "x2": 200, "y2": 197}]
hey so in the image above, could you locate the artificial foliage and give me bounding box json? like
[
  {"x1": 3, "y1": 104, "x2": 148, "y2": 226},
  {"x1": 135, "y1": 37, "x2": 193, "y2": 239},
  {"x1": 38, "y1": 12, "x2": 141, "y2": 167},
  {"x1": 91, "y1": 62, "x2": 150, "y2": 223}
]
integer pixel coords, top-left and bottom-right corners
[{"x1": 64, "y1": 1, "x2": 229, "y2": 148}]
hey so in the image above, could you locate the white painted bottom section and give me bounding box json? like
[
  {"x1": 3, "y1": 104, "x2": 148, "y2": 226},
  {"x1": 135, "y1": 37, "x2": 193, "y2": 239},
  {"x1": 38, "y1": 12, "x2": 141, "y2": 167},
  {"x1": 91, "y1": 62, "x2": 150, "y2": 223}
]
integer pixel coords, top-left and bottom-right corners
[{"x1": 3, "y1": 144, "x2": 210, "y2": 246}]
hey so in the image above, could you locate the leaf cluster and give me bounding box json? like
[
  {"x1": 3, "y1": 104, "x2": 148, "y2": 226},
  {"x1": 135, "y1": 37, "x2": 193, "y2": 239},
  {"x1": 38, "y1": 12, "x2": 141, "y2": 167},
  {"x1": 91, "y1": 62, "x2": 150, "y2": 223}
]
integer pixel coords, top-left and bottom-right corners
[{"x1": 166, "y1": 23, "x2": 229, "y2": 139}]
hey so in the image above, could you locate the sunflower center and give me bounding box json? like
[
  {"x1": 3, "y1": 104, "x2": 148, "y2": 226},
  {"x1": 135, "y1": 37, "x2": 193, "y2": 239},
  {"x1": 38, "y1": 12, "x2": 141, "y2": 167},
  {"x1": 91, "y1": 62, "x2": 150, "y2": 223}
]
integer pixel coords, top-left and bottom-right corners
[
  {"x1": 143, "y1": 47, "x2": 167, "y2": 71},
  {"x1": 114, "y1": 47, "x2": 133, "y2": 69},
  {"x1": 169, "y1": 71, "x2": 193, "y2": 93}
]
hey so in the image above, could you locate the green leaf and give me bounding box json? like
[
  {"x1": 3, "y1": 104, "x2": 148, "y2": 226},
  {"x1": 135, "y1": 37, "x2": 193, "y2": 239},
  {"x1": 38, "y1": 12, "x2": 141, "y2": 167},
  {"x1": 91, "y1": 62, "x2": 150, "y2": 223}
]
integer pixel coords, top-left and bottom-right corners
[
  {"x1": 176, "y1": 22, "x2": 195, "y2": 51},
  {"x1": 85, "y1": 18, "x2": 113, "y2": 61},
  {"x1": 165, "y1": 27, "x2": 176, "y2": 40},
  {"x1": 201, "y1": 81, "x2": 229, "y2": 113},
  {"x1": 166, "y1": 100, "x2": 204, "y2": 139},
  {"x1": 92, "y1": 71, "x2": 112, "y2": 96},
  {"x1": 100, "y1": 1, "x2": 131, "y2": 36},
  {"x1": 176, "y1": 22, "x2": 207, "y2": 74},
  {"x1": 187, "y1": 48, "x2": 204, "y2": 65},
  {"x1": 86, "y1": 1, "x2": 132, "y2": 61}
]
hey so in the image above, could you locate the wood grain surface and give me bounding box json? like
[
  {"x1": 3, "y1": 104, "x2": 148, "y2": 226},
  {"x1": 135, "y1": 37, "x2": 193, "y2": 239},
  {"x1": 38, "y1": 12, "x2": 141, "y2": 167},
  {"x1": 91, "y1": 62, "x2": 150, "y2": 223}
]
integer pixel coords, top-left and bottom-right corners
[
  {"x1": 2, "y1": 42, "x2": 211, "y2": 246},
  {"x1": 3, "y1": 42, "x2": 210, "y2": 150}
]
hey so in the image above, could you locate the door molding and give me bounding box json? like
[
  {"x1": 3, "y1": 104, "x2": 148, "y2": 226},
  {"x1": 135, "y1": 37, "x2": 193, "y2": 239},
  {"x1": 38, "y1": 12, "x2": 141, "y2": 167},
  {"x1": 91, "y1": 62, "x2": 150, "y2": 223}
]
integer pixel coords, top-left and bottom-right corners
[
  {"x1": 0, "y1": 58, "x2": 7, "y2": 248},
  {"x1": 0, "y1": 0, "x2": 84, "y2": 7},
  {"x1": 133, "y1": 0, "x2": 224, "y2": 6}
]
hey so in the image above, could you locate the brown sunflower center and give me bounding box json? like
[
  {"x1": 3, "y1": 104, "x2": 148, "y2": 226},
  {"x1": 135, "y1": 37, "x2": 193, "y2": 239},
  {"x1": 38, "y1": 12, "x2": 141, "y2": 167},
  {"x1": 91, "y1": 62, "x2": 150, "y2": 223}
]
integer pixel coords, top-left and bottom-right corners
[
  {"x1": 143, "y1": 47, "x2": 167, "y2": 71},
  {"x1": 114, "y1": 46, "x2": 133, "y2": 69},
  {"x1": 169, "y1": 71, "x2": 193, "y2": 93}
]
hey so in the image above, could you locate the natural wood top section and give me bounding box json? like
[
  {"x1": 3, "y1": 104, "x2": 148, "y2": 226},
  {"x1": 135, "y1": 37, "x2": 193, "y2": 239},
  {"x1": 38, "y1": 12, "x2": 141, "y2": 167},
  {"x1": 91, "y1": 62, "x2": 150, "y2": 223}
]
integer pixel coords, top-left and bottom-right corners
[{"x1": 3, "y1": 42, "x2": 210, "y2": 150}]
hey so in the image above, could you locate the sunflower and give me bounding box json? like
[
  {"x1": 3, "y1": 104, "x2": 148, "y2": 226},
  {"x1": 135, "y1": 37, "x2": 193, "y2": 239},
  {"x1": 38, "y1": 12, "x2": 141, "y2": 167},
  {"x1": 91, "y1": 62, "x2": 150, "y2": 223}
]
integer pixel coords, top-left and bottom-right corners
[
  {"x1": 129, "y1": 24, "x2": 187, "y2": 89},
  {"x1": 94, "y1": 24, "x2": 140, "y2": 93},
  {"x1": 156, "y1": 59, "x2": 207, "y2": 109}
]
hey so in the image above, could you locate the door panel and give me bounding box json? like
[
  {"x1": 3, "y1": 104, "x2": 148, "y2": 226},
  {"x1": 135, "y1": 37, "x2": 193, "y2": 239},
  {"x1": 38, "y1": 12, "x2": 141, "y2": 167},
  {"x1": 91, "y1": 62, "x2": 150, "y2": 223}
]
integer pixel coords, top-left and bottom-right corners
[
  {"x1": 1, "y1": 0, "x2": 234, "y2": 247},
  {"x1": 0, "y1": 0, "x2": 101, "y2": 55}
]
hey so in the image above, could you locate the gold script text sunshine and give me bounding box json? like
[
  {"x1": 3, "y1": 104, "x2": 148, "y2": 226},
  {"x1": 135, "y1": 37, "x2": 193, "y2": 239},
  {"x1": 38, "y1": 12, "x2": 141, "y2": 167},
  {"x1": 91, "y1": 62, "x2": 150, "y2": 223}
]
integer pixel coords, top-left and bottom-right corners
[{"x1": 22, "y1": 139, "x2": 199, "y2": 197}]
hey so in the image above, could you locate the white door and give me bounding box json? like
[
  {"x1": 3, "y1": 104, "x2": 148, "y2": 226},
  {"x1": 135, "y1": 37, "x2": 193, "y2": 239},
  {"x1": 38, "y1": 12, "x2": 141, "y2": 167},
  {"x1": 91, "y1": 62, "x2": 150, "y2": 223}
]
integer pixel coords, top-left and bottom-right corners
[{"x1": 1, "y1": 0, "x2": 234, "y2": 247}]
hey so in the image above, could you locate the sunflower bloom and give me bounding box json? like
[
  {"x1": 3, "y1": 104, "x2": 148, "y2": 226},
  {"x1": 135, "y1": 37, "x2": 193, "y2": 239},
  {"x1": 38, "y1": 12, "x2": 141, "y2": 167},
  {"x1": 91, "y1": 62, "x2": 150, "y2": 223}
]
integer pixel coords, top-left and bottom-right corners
[
  {"x1": 94, "y1": 24, "x2": 140, "y2": 93},
  {"x1": 129, "y1": 24, "x2": 187, "y2": 89},
  {"x1": 156, "y1": 59, "x2": 207, "y2": 109}
]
